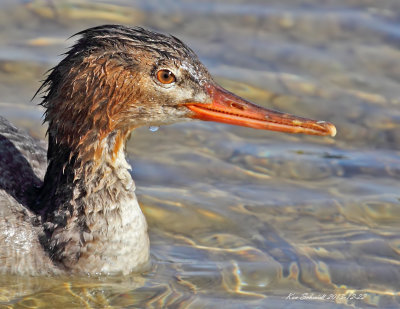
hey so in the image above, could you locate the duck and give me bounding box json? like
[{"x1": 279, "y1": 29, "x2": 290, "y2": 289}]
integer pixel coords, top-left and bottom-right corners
[{"x1": 0, "y1": 25, "x2": 336, "y2": 276}]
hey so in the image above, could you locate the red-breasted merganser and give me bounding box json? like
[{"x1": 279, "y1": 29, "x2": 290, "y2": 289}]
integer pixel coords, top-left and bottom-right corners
[{"x1": 0, "y1": 25, "x2": 336, "y2": 276}]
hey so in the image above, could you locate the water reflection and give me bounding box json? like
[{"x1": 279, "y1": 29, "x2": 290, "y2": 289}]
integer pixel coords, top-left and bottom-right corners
[{"x1": 0, "y1": 0, "x2": 399, "y2": 308}]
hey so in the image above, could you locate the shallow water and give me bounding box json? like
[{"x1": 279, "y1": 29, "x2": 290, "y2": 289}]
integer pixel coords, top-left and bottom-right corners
[{"x1": 0, "y1": 0, "x2": 400, "y2": 308}]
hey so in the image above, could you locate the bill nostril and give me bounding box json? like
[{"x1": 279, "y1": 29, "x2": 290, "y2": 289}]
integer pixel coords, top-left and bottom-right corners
[{"x1": 230, "y1": 102, "x2": 246, "y2": 110}]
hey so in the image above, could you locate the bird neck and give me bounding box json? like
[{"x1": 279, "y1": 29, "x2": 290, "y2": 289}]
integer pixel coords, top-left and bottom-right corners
[{"x1": 37, "y1": 129, "x2": 150, "y2": 274}]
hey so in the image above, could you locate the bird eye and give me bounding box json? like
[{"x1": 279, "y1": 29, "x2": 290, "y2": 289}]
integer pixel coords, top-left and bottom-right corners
[{"x1": 156, "y1": 69, "x2": 176, "y2": 84}]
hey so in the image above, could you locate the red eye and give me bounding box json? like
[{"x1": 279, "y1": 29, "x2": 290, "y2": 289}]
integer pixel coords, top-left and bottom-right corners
[{"x1": 156, "y1": 69, "x2": 176, "y2": 84}]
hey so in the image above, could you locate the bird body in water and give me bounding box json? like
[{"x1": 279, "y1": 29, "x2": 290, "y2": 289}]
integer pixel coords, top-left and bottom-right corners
[{"x1": 0, "y1": 25, "x2": 336, "y2": 276}]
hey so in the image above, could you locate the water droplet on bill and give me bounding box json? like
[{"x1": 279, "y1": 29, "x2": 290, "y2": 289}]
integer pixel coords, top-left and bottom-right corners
[{"x1": 149, "y1": 126, "x2": 159, "y2": 132}]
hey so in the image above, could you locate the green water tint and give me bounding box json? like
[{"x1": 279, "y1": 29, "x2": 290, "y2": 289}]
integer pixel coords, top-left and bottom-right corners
[{"x1": 0, "y1": 0, "x2": 399, "y2": 308}]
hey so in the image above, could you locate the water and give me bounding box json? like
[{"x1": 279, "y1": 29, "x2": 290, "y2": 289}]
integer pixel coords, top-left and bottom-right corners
[
  {"x1": 149, "y1": 126, "x2": 160, "y2": 132},
  {"x1": 0, "y1": 0, "x2": 400, "y2": 308}
]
